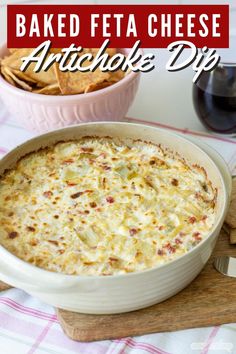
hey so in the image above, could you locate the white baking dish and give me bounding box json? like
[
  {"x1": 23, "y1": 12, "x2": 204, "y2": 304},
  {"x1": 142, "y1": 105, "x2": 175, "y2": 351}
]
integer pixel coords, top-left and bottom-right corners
[{"x1": 0, "y1": 122, "x2": 231, "y2": 314}]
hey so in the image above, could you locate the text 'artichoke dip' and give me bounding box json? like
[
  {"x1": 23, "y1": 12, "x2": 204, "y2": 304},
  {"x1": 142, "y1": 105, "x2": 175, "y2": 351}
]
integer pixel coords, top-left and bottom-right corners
[{"x1": 0, "y1": 138, "x2": 217, "y2": 276}]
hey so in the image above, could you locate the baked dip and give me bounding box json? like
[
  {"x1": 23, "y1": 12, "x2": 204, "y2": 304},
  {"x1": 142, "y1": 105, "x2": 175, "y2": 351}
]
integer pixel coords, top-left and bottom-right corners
[{"x1": 0, "y1": 138, "x2": 217, "y2": 275}]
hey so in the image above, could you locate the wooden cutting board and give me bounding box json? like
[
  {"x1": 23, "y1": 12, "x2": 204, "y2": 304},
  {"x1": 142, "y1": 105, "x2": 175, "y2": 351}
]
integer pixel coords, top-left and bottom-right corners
[
  {"x1": 56, "y1": 230, "x2": 236, "y2": 341},
  {"x1": 1, "y1": 228, "x2": 236, "y2": 342},
  {"x1": 1, "y1": 179, "x2": 236, "y2": 342},
  {"x1": 2, "y1": 228, "x2": 235, "y2": 342}
]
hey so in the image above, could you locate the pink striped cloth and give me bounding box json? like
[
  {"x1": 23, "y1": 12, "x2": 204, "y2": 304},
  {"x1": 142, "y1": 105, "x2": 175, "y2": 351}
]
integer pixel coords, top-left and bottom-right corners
[{"x1": 0, "y1": 106, "x2": 236, "y2": 354}]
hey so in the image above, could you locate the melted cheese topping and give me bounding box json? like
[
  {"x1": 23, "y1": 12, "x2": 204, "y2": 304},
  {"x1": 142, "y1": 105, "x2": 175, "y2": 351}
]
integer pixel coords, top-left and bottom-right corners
[{"x1": 0, "y1": 138, "x2": 217, "y2": 275}]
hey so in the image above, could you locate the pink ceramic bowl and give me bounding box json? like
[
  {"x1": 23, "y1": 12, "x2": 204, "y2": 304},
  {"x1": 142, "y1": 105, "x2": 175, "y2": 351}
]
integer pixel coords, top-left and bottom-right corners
[{"x1": 0, "y1": 45, "x2": 140, "y2": 133}]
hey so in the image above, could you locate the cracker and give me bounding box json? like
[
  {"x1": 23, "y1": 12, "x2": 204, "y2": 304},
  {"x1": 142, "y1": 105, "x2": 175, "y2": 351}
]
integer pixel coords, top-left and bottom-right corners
[
  {"x1": 3, "y1": 66, "x2": 32, "y2": 91},
  {"x1": 108, "y1": 69, "x2": 125, "y2": 83},
  {"x1": 1, "y1": 49, "x2": 57, "y2": 87},
  {"x1": 223, "y1": 223, "x2": 236, "y2": 244},
  {"x1": 54, "y1": 62, "x2": 110, "y2": 95},
  {"x1": 11, "y1": 68, "x2": 38, "y2": 85},
  {"x1": 0, "y1": 47, "x2": 125, "y2": 95},
  {"x1": 89, "y1": 48, "x2": 117, "y2": 57},
  {"x1": 8, "y1": 48, "x2": 21, "y2": 54},
  {"x1": 50, "y1": 48, "x2": 63, "y2": 54},
  {"x1": 1, "y1": 66, "x2": 16, "y2": 86},
  {"x1": 85, "y1": 81, "x2": 113, "y2": 93},
  {"x1": 225, "y1": 177, "x2": 236, "y2": 228},
  {"x1": 33, "y1": 83, "x2": 61, "y2": 95}
]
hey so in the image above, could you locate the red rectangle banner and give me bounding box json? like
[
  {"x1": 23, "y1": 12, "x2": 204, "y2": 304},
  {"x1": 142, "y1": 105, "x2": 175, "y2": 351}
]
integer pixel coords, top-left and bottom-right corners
[{"x1": 7, "y1": 4, "x2": 229, "y2": 48}]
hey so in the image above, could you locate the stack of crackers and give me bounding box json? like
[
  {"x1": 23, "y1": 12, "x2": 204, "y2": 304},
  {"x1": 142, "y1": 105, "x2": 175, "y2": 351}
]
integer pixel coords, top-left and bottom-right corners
[
  {"x1": 224, "y1": 177, "x2": 236, "y2": 244},
  {"x1": 0, "y1": 48, "x2": 125, "y2": 95}
]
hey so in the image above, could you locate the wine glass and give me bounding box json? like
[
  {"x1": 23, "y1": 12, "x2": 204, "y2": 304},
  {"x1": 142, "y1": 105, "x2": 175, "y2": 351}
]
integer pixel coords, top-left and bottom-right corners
[{"x1": 193, "y1": 35, "x2": 236, "y2": 135}]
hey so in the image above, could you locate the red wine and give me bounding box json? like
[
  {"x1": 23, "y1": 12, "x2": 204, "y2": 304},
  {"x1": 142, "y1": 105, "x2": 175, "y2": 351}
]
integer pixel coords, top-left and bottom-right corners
[
  {"x1": 192, "y1": 65, "x2": 236, "y2": 134},
  {"x1": 193, "y1": 86, "x2": 236, "y2": 134}
]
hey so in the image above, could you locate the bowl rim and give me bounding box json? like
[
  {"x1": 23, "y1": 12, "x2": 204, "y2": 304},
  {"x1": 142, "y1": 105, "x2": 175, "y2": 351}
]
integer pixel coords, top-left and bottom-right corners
[
  {"x1": 0, "y1": 44, "x2": 141, "y2": 101},
  {"x1": 0, "y1": 121, "x2": 229, "y2": 283}
]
